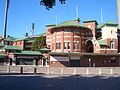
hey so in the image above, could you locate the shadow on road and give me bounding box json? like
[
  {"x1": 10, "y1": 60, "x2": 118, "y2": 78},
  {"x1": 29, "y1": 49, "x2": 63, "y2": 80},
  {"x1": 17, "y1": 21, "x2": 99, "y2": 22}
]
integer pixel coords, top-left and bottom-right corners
[{"x1": 0, "y1": 74, "x2": 120, "y2": 90}]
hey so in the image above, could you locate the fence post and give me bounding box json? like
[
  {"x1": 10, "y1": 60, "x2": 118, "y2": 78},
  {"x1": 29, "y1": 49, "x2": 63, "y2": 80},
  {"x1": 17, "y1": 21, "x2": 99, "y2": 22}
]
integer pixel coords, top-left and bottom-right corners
[
  {"x1": 111, "y1": 68, "x2": 113, "y2": 75},
  {"x1": 20, "y1": 67, "x2": 23, "y2": 74},
  {"x1": 34, "y1": 67, "x2": 36, "y2": 74},
  {"x1": 47, "y1": 67, "x2": 50, "y2": 74},
  {"x1": 99, "y1": 68, "x2": 101, "y2": 75},
  {"x1": 74, "y1": 68, "x2": 76, "y2": 75},
  {"x1": 86, "y1": 68, "x2": 89, "y2": 75},
  {"x1": 7, "y1": 65, "x2": 10, "y2": 73},
  {"x1": 61, "y1": 68, "x2": 64, "y2": 75}
]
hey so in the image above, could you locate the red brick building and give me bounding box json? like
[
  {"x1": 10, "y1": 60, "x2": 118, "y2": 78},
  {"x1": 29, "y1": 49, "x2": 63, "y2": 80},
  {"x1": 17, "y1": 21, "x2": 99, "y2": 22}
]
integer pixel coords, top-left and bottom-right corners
[
  {"x1": 46, "y1": 18, "x2": 119, "y2": 67},
  {"x1": 46, "y1": 18, "x2": 95, "y2": 53}
]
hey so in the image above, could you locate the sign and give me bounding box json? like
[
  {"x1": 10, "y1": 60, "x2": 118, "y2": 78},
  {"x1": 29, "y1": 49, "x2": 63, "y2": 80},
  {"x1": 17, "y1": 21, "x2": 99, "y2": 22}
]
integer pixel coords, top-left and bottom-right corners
[{"x1": 50, "y1": 56, "x2": 69, "y2": 61}]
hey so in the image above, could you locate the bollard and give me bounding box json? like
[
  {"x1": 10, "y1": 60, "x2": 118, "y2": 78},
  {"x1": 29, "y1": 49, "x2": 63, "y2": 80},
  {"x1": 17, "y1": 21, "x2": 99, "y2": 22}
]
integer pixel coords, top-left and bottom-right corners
[
  {"x1": 47, "y1": 68, "x2": 50, "y2": 74},
  {"x1": 111, "y1": 68, "x2": 113, "y2": 75},
  {"x1": 7, "y1": 66, "x2": 10, "y2": 73},
  {"x1": 20, "y1": 67, "x2": 23, "y2": 74},
  {"x1": 99, "y1": 68, "x2": 101, "y2": 75},
  {"x1": 74, "y1": 68, "x2": 76, "y2": 75},
  {"x1": 61, "y1": 68, "x2": 64, "y2": 75},
  {"x1": 86, "y1": 68, "x2": 89, "y2": 75}
]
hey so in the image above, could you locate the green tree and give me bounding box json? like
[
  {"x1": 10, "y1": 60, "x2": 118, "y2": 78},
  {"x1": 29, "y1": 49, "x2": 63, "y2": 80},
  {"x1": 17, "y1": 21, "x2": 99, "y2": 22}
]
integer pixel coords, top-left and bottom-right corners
[
  {"x1": 40, "y1": 0, "x2": 66, "y2": 10},
  {"x1": 32, "y1": 36, "x2": 46, "y2": 51}
]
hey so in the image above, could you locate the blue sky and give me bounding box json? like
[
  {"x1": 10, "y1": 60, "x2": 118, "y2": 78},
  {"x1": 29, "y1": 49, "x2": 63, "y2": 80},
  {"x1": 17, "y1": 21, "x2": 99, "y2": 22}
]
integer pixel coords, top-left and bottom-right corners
[{"x1": 0, "y1": 0, "x2": 117, "y2": 37}]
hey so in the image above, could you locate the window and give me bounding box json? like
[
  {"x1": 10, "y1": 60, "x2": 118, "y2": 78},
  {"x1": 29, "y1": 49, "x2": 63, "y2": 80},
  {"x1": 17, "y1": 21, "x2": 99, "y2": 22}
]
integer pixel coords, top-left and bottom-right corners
[
  {"x1": 111, "y1": 30, "x2": 113, "y2": 34},
  {"x1": 110, "y1": 41, "x2": 114, "y2": 49},
  {"x1": 64, "y1": 29, "x2": 67, "y2": 32},
  {"x1": 77, "y1": 42, "x2": 80, "y2": 49},
  {"x1": 48, "y1": 45, "x2": 50, "y2": 49},
  {"x1": 74, "y1": 29, "x2": 78, "y2": 33},
  {"x1": 20, "y1": 41, "x2": 22, "y2": 45},
  {"x1": 64, "y1": 29, "x2": 71, "y2": 32},
  {"x1": 56, "y1": 43, "x2": 61, "y2": 49},
  {"x1": 58, "y1": 43, "x2": 61, "y2": 49},
  {"x1": 64, "y1": 42, "x2": 70, "y2": 49},
  {"x1": 74, "y1": 42, "x2": 77, "y2": 49},
  {"x1": 64, "y1": 42, "x2": 67, "y2": 49},
  {"x1": 56, "y1": 43, "x2": 58, "y2": 49},
  {"x1": 68, "y1": 42, "x2": 70, "y2": 49},
  {"x1": 7, "y1": 42, "x2": 10, "y2": 45}
]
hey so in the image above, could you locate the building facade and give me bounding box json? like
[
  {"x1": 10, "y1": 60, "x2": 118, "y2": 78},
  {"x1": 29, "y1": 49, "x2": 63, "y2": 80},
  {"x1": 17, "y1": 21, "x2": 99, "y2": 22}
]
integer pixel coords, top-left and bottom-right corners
[
  {"x1": 46, "y1": 18, "x2": 119, "y2": 67},
  {"x1": 46, "y1": 18, "x2": 95, "y2": 53}
]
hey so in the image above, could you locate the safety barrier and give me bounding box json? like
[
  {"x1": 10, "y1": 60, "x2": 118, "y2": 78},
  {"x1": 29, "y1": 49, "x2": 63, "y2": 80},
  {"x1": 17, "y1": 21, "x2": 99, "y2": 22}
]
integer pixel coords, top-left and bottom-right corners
[{"x1": 0, "y1": 65, "x2": 120, "y2": 75}]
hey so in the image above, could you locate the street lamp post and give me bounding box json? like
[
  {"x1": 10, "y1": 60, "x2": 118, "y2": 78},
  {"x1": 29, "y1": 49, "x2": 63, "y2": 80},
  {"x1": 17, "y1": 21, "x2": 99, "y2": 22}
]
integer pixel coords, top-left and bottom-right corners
[{"x1": 3, "y1": 0, "x2": 9, "y2": 38}]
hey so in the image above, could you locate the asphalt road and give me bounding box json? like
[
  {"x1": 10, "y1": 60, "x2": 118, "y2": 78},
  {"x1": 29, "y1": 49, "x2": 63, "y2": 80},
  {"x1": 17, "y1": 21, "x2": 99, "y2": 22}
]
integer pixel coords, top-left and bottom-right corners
[{"x1": 0, "y1": 74, "x2": 120, "y2": 90}]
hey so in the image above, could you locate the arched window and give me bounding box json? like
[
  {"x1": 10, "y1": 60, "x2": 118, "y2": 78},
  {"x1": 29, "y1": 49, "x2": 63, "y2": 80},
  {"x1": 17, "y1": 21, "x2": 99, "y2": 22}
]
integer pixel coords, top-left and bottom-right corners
[
  {"x1": 86, "y1": 40, "x2": 94, "y2": 53},
  {"x1": 110, "y1": 41, "x2": 114, "y2": 49}
]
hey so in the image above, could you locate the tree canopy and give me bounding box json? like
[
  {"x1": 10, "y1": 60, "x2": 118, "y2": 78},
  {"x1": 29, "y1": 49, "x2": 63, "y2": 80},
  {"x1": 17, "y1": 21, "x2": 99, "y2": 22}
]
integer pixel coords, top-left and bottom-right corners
[
  {"x1": 32, "y1": 36, "x2": 46, "y2": 51},
  {"x1": 40, "y1": 0, "x2": 66, "y2": 10}
]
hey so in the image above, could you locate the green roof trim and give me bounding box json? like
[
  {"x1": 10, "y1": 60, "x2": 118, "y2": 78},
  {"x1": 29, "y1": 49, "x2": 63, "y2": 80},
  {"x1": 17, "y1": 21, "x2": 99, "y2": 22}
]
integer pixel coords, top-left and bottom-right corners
[
  {"x1": 26, "y1": 40, "x2": 35, "y2": 43},
  {"x1": 29, "y1": 32, "x2": 46, "y2": 38},
  {"x1": 0, "y1": 54, "x2": 6, "y2": 58},
  {"x1": 3, "y1": 45, "x2": 23, "y2": 50},
  {"x1": 54, "y1": 21, "x2": 88, "y2": 29},
  {"x1": 3, "y1": 37, "x2": 17, "y2": 42},
  {"x1": 97, "y1": 23, "x2": 104, "y2": 29},
  {"x1": 40, "y1": 32, "x2": 46, "y2": 36},
  {"x1": 97, "y1": 39, "x2": 107, "y2": 45},
  {"x1": 14, "y1": 37, "x2": 28, "y2": 41},
  {"x1": 46, "y1": 24, "x2": 56, "y2": 27},
  {"x1": 39, "y1": 48, "x2": 51, "y2": 51},
  {"x1": 47, "y1": 20, "x2": 90, "y2": 29},
  {"x1": 98, "y1": 21, "x2": 118, "y2": 28},
  {"x1": 0, "y1": 43, "x2": 5, "y2": 47},
  {"x1": 14, "y1": 51, "x2": 41, "y2": 55}
]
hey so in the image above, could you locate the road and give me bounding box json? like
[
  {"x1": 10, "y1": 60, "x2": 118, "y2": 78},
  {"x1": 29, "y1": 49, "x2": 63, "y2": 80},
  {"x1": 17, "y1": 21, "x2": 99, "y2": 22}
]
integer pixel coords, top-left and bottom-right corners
[{"x1": 0, "y1": 74, "x2": 120, "y2": 90}]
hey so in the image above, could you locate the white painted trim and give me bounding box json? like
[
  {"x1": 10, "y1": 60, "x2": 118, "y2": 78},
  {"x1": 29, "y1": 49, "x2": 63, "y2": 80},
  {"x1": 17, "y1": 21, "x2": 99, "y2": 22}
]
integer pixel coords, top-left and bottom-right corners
[
  {"x1": 56, "y1": 36, "x2": 61, "y2": 38},
  {"x1": 46, "y1": 39, "x2": 52, "y2": 42},
  {"x1": 73, "y1": 36, "x2": 80, "y2": 38},
  {"x1": 64, "y1": 36, "x2": 71, "y2": 37},
  {"x1": 64, "y1": 41, "x2": 71, "y2": 42},
  {"x1": 56, "y1": 40, "x2": 61, "y2": 42},
  {"x1": 73, "y1": 41, "x2": 80, "y2": 42}
]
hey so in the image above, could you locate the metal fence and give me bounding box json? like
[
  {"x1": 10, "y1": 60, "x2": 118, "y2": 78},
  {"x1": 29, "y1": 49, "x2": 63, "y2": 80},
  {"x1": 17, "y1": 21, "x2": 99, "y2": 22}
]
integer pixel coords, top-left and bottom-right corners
[{"x1": 0, "y1": 65, "x2": 120, "y2": 75}]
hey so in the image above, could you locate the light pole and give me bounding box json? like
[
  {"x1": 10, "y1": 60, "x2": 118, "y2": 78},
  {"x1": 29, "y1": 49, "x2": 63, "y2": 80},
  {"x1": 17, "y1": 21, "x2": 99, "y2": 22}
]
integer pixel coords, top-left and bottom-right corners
[
  {"x1": 117, "y1": 0, "x2": 120, "y2": 53},
  {"x1": 3, "y1": 0, "x2": 9, "y2": 38}
]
